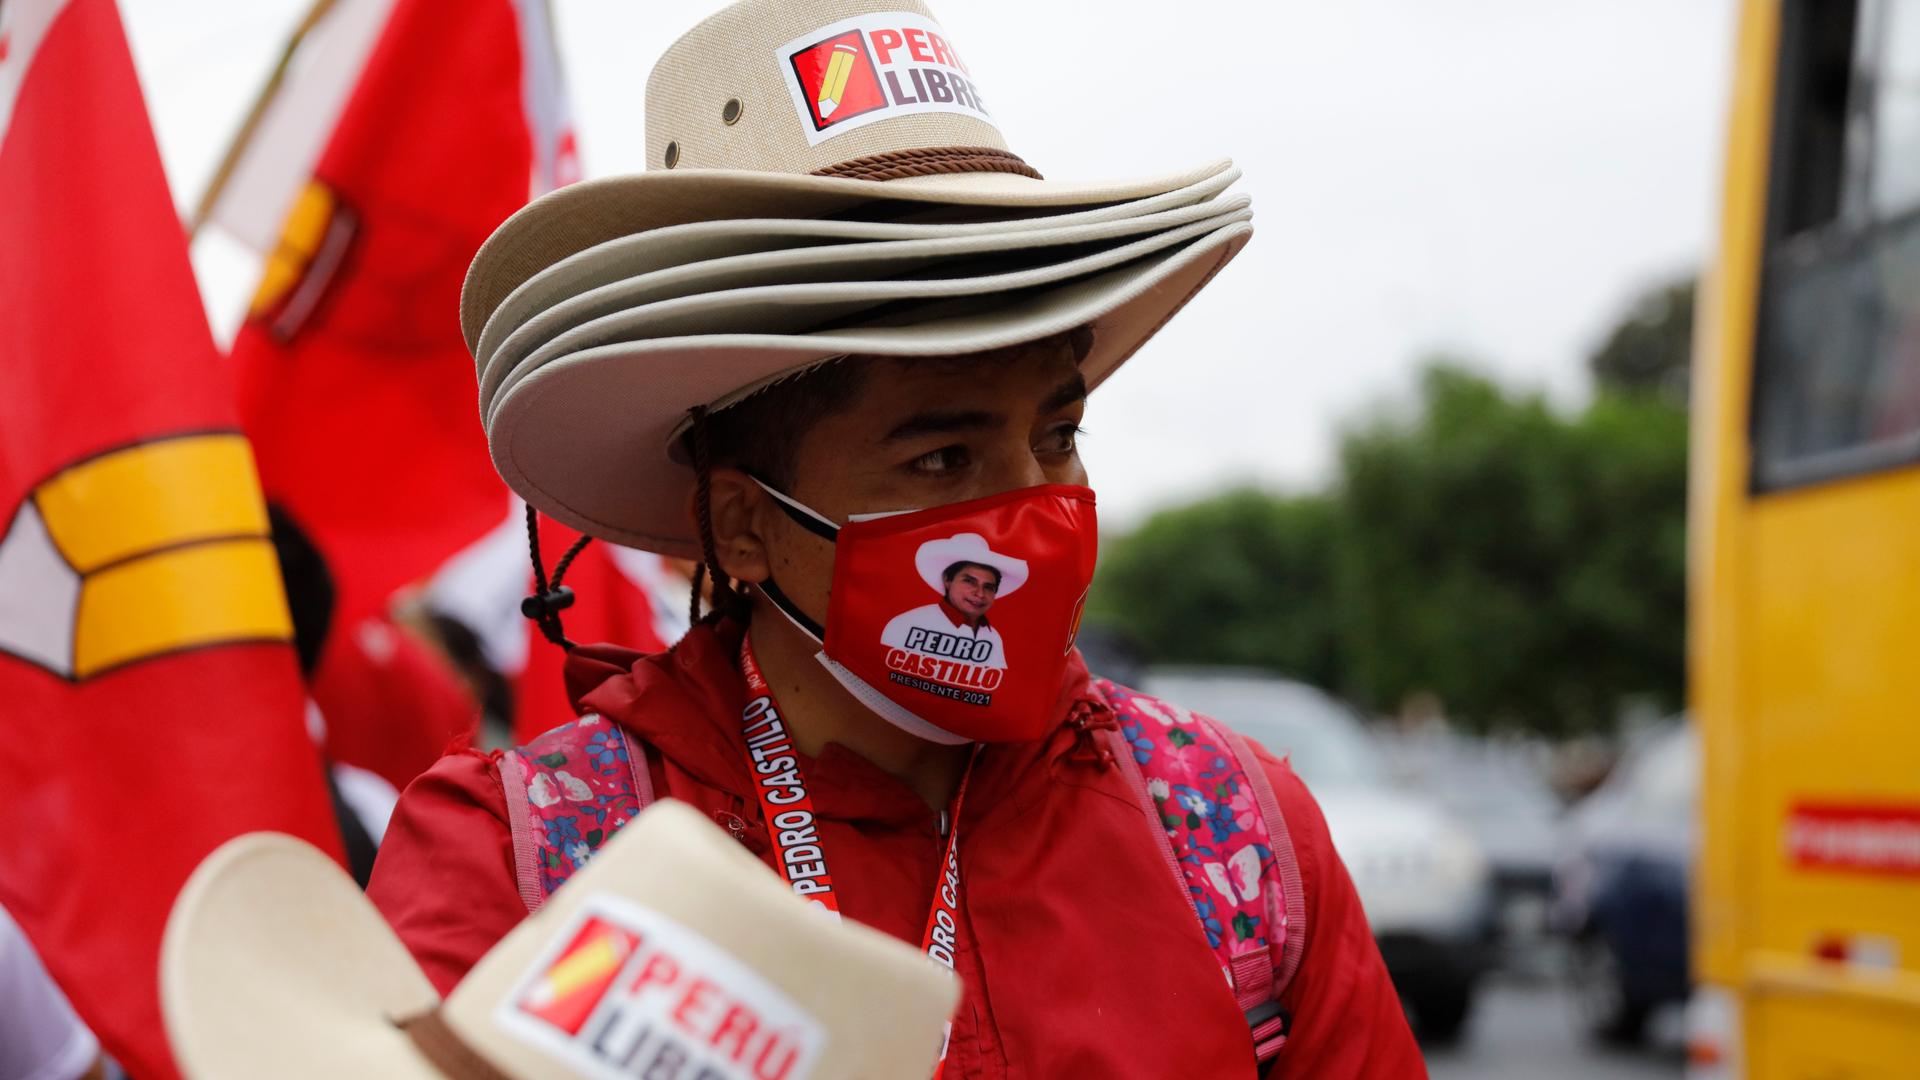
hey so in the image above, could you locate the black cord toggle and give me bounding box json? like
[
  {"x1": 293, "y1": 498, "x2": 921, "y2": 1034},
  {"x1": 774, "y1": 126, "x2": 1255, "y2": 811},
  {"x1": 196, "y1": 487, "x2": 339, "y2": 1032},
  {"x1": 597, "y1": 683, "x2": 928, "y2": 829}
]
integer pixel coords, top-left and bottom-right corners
[
  {"x1": 519, "y1": 586, "x2": 575, "y2": 621},
  {"x1": 523, "y1": 503, "x2": 592, "y2": 650}
]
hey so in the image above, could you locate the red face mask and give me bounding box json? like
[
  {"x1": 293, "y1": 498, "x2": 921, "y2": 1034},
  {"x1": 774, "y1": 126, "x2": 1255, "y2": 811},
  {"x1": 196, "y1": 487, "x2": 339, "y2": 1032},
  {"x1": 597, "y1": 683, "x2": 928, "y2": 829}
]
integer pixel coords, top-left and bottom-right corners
[{"x1": 754, "y1": 480, "x2": 1099, "y2": 744}]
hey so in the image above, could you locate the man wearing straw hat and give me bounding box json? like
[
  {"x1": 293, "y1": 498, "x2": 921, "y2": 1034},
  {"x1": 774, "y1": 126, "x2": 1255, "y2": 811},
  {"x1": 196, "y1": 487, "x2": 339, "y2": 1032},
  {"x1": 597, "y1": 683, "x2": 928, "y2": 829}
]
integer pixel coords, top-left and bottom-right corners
[{"x1": 370, "y1": 0, "x2": 1422, "y2": 1075}]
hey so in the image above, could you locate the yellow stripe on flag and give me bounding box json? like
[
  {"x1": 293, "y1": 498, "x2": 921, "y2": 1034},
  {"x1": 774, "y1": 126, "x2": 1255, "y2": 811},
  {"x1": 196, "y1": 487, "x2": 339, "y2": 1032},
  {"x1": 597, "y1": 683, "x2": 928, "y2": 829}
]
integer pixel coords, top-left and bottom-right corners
[
  {"x1": 72, "y1": 539, "x2": 290, "y2": 678},
  {"x1": 34, "y1": 434, "x2": 270, "y2": 572},
  {"x1": 249, "y1": 180, "x2": 337, "y2": 317}
]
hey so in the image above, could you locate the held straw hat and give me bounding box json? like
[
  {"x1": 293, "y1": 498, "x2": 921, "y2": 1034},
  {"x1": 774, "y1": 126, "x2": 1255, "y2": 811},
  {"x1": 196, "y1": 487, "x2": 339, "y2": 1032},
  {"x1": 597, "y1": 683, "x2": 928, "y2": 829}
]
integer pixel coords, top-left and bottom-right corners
[
  {"x1": 161, "y1": 799, "x2": 959, "y2": 1080},
  {"x1": 467, "y1": 0, "x2": 1254, "y2": 557}
]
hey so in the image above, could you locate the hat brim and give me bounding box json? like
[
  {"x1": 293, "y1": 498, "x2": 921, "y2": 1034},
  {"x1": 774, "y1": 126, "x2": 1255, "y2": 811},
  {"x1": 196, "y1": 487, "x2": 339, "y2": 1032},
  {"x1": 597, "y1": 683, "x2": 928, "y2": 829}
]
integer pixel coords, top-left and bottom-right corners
[
  {"x1": 460, "y1": 158, "x2": 1238, "y2": 350},
  {"x1": 476, "y1": 193, "x2": 1252, "y2": 406},
  {"x1": 480, "y1": 208, "x2": 1252, "y2": 424},
  {"x1": 471, "y1": 166, "x2": 1245, "y2": 364},
  {"x1": 485, "y1": 219, "x2": 1252, "y2": 557},
  {"x1": 161, "y1": 834, "x2": 442, "y2": 1080}
]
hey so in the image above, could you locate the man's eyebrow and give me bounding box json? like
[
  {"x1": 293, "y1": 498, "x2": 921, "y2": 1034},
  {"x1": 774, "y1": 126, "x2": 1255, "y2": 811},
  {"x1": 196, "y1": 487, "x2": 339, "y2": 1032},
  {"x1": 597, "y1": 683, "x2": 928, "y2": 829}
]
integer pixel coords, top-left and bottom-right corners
[
  {"x1": 1040, "y1": 372, "x2": 1089, "y2": 415},
  {"x1": 882, "y1": 408, "x2": 1002, "y2": 443}
]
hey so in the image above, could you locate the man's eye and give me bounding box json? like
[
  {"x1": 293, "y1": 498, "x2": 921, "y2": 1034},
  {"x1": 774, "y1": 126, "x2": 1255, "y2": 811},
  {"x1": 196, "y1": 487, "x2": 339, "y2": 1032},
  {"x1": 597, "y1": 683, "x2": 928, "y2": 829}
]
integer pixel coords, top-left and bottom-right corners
[
  {"x1": 1037, "y1": 424, "x2": 1084, "y2": 455},
  {"x1": 910, "y1": 445, "x2": 970, "y2": 475}
]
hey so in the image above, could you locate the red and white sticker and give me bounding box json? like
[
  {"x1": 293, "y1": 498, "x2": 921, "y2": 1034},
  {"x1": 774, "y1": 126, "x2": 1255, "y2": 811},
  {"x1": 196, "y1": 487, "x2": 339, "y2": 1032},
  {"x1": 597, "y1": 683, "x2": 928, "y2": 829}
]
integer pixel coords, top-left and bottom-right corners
[
  {"x1": 497, "y1": 894, "x2": 827, "y2": 1080},
  {"x1": 776, "y1": 11, "x2": 997, "y2": 146},
  {"x1": 1785, "y1": 802, "x2": 1920, "y2": 876}
]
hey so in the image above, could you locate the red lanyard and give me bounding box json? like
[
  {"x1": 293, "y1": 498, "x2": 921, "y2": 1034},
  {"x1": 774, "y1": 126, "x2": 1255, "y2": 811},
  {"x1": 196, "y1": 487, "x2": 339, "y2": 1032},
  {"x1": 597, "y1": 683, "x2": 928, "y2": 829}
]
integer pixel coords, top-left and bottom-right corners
[{"x1": 739, "y1": 638, "x2": 976, "y2": 1074}]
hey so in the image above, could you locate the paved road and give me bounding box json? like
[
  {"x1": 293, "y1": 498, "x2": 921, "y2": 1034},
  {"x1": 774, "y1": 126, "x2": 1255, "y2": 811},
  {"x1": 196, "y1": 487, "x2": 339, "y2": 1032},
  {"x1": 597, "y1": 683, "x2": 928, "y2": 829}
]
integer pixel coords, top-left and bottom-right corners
[{"x1": 1423, "y1": 976, "x2": 1684, "y2": 1080}]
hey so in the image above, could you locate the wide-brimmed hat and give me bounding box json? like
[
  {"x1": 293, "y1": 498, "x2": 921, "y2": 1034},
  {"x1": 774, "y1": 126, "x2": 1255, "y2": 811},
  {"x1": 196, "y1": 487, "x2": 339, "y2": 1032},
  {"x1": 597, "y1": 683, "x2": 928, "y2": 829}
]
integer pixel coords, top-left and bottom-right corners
[
  {"x1": 467, "y1": 0, "x2": 1254, "y2": 557},
  {"x1": 913, "y1": 533, "x2": 1027, "y2": 599},
  {"x1": 162, "y1": 799, "x2": 958, "y2": 1079}
]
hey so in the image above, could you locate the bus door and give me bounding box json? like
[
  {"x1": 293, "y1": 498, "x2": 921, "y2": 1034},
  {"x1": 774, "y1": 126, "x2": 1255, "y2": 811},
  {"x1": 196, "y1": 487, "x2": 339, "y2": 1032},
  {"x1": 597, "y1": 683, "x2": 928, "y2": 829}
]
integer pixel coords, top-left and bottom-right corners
[{"x1": 1696, "y1": 1, "x2": 1920, "y2": 1074}]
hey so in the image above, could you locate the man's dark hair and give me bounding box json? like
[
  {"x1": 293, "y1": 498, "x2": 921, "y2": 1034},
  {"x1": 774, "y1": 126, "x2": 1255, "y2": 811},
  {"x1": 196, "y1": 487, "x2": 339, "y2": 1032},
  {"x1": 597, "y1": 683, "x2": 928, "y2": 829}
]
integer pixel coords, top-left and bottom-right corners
[
  {"x1": 687, "y1": 326, "x2": 1095, "y2": 487},
  {"x1": 943, "y1": 560, "x2": 1001, "y2": 588},
  {"x1": 695, "y1": 358, "x2": 870, "y2": 490}
]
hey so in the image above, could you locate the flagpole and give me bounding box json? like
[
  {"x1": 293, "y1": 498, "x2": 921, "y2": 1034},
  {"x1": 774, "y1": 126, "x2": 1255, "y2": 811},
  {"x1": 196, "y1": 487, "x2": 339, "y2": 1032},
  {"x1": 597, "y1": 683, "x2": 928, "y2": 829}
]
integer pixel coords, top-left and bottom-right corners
[
  {"x1": 543, "y1": 0, "x2": 569, "y2": 98},
  {"x1": 187, "y1": 0, "x2": 340, "y2": 236}
]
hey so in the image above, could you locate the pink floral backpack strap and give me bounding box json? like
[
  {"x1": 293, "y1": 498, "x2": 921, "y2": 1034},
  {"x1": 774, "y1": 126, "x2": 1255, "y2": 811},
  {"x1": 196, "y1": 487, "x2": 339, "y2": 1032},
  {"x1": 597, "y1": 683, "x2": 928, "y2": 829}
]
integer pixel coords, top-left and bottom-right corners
[
  {"x1": 499, "y1": 713, "x2": 654, "y2": 912},
  {"x1": 1092, "y1": 677, "x2": 1299, "y2": 1064},
  {"x1": 1218, "y1": 723, "x2": 1306, "y2": 1059}
]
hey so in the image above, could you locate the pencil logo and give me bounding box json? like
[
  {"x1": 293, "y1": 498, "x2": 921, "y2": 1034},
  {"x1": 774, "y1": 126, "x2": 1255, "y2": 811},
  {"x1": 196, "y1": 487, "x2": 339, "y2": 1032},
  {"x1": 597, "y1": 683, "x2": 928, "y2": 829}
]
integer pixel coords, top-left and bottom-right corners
[
  {"x1": 785, "y1": 28, "x2": 885, "y2": 132},
  {"x1": 815, "y1": 44, "x2": 858, "y2": 118},
  {"x1": 516, "y1": 915, "x2": 641, "y2": 1036}
]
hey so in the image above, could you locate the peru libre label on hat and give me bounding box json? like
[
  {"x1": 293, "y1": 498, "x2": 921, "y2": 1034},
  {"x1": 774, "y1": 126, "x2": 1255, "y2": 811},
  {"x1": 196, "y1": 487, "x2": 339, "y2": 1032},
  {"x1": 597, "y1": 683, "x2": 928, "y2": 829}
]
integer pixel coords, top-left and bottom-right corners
[
  {"x1": 496, "y1": 895, "x2": 827, "y2": 1080},
  {"x1": 778, "y1": 11, "x2": 994, "y2": 145}
]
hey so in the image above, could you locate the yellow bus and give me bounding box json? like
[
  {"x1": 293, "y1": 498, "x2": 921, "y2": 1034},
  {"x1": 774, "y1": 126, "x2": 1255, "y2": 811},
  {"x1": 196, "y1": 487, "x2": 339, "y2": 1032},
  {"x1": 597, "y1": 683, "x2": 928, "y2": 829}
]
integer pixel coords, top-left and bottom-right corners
[{"x1": 1691, "y1": 0, "x2": 1920, "y2": 1075}]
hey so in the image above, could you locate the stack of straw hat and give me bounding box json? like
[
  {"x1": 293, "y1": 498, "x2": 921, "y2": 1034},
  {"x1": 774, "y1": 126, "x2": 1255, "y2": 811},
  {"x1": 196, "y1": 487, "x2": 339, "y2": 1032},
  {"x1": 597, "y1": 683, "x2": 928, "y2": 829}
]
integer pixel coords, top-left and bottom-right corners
[{"x1": 462, "y1": 0, "x2": 1255, "y2": 557}]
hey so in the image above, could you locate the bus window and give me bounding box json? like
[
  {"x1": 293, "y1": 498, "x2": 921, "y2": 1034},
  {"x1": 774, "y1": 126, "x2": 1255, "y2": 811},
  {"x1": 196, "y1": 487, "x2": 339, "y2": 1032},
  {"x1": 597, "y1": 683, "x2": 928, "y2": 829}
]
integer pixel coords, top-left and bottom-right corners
[
  {"x1": 1752, "y1": 0, "x2": 1920, "y2": 489},
  {"x1": 1871, "y1": 5, "x2": 1920, "y2": 215}
]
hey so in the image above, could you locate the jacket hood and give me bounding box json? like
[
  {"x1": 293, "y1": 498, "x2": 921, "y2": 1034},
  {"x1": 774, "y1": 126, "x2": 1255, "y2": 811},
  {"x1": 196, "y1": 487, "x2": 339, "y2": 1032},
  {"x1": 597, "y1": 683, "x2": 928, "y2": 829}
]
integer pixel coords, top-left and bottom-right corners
[{"x1": 560, "y1": 616, "x2": 1103, "y2": 828}]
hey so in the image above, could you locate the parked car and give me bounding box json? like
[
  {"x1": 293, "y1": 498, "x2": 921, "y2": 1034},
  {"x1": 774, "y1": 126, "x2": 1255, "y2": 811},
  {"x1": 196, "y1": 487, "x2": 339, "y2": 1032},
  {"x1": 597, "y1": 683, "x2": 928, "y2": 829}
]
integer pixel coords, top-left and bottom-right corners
[
  {"x1": 1143, "y1": 668, "x2": 1494, "y2": 1043},
  {"x1": 1396, "y1": 742, "x2": 1563, "y2": 967},
  {"x1": 1551, "y1": 723, "x2": 1695, "y2": 1043}
]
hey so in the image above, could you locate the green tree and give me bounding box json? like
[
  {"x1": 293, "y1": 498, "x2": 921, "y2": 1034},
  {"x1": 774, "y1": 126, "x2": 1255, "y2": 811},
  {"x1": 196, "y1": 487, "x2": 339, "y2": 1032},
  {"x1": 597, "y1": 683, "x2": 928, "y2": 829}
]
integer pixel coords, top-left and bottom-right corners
[
  {"x1": 1588, "y1": 277, "x2": 1695, "y2": 403},
  {"x1": 1331, "y1": 364, "x2": 1687, "y2": 734},
  {"x1": 1091, "y1": 279, "x2": 1694, "y2": 736},
  {"x1": 1331, "y1": 364, "x2": 1575, "y2": 728},
  {"x1": 1088, "y1": 489, "x2": 1342, "y2": 689}
]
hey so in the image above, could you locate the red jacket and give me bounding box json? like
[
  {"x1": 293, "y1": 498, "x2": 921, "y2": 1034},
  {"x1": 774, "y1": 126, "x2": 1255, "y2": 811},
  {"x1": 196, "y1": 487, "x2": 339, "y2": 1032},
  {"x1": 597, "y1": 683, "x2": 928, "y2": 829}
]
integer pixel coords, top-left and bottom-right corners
[{"x1": 368, "y1": 621, "x2": 1423, "y2": 1078}]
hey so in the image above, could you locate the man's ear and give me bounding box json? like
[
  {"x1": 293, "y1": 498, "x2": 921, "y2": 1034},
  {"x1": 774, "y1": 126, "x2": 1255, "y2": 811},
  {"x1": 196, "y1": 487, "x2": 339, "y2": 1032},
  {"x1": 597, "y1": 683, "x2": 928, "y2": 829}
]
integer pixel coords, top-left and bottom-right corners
[{"x1": 700, "y1": 466, "x2": 771, "y2": 584}]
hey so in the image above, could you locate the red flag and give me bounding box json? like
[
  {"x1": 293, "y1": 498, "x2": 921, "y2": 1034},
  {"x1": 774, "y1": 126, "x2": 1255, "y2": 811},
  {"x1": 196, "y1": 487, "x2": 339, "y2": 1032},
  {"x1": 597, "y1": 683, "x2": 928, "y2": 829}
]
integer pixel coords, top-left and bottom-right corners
[
  {"x1": 227, "y1": 0, "x2": 578, "y2": 632},
  {"x1": 310, "y1": 611, "x2": 479, "y2": 793},
  {"x1": 218, "y1": 0, "x2": 685, "y2": 763},
  {"x1": 0, "y1": 2, "x2": 343, "y2": 1076}
]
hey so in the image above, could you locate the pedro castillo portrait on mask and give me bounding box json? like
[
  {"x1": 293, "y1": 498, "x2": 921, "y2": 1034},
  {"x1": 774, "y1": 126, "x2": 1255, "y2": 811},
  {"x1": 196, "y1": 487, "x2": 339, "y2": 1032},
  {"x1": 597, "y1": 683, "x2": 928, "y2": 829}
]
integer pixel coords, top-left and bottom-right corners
[
  {"x1": 366, "y1": 1, "x2": 1425, "y2": 1075},
  {"x1": 940, "y1": 562, "x2": 998, "y2": 627}
]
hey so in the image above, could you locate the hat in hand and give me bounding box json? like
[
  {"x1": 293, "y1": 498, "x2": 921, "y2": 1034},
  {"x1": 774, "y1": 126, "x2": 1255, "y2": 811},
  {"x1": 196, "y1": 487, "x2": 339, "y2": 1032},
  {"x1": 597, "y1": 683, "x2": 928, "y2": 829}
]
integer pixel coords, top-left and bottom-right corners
[{"x1": 161, "y1": 800, "x2": 959, "y2": 1079}]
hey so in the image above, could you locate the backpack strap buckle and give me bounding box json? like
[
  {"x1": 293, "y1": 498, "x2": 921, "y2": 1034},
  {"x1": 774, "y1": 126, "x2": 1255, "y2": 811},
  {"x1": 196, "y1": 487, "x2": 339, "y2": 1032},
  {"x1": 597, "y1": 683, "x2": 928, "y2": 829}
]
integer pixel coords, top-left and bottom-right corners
[{"x1": 1245, "y1": 999, "x2": 1290, "y2": 1061}]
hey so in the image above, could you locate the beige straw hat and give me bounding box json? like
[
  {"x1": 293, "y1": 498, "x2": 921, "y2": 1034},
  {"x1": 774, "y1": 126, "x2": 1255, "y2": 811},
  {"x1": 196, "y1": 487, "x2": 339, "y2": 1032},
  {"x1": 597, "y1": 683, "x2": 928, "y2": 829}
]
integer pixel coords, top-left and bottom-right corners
[
  {"x1": 161, "y1": 800, "x2": 959, "y2": 1080},
  {"x1": 467, "y1": 0, "x2": 1254, "y2": 557}
]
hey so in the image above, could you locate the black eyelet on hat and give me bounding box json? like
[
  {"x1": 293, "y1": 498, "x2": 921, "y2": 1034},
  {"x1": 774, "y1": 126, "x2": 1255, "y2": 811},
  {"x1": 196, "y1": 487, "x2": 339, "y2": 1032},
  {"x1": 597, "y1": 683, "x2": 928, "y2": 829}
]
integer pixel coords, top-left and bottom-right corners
[
  {"x1": 721, "y1": 98, "x2": 743, "y2": 125},
  {"x1": 663, "y1": 141, "x2": 680, "y2": 168}
]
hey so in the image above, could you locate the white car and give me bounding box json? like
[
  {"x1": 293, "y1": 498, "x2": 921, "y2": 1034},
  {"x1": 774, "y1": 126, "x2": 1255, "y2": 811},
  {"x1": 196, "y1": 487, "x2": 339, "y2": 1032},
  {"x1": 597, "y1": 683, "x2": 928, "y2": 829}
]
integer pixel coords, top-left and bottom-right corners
[{"x1": 1143, "y1": 669, "x2": 1494, "y2": 1043}]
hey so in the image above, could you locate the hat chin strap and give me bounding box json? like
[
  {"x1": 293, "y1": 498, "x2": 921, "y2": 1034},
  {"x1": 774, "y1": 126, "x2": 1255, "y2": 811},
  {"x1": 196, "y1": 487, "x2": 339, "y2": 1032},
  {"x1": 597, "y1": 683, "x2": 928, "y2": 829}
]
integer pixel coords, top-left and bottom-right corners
[{"x1": 753, "y1": 580, "x2": 973, "y2": 748}]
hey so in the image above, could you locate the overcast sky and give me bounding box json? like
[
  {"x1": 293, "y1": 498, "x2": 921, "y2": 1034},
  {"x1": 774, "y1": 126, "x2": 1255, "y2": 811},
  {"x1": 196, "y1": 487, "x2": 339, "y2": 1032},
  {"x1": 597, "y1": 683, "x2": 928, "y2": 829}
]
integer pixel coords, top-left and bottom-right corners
[{"x1": 124, "y1": 0, "x2": 1738, "y2": 527}]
